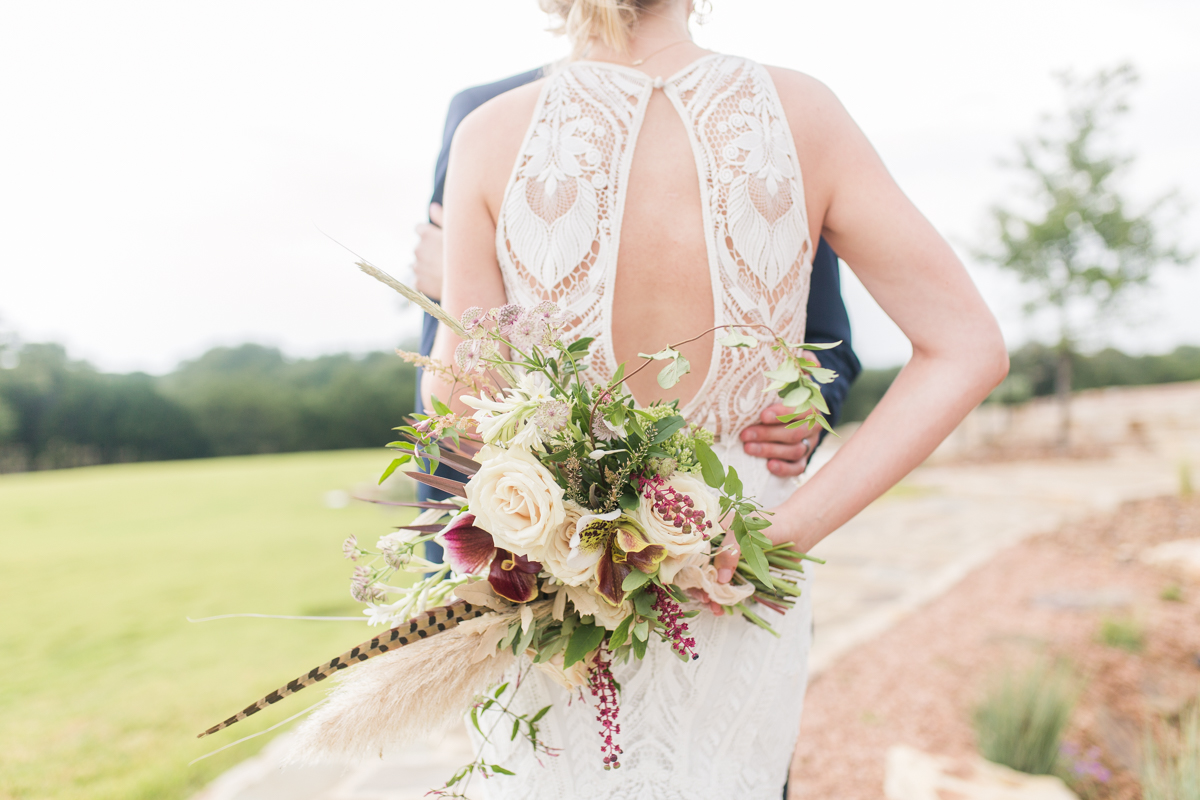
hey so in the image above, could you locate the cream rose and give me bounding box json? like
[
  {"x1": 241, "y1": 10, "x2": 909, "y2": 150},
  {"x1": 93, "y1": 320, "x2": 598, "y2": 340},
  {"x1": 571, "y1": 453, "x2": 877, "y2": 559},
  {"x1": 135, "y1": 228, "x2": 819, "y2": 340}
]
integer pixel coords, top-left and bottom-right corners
[
  {"x1": 565, "y1": 584, "x2": 633, "y2": 631},
  {"x1": 672, "y1": 553, "x2": 755, "y2": 607},
  {"x1": 465, "y1": 446, "x2": 565, "y2": 559},
  {"x1": 634, "y1": 471, "x2": 721, "y2": 561},
  {"x1": 538, "y1": 500, "x2": 592, "y2": 586},
  {"x1": 532, "y1": 650, "x2": 592, "y2": 690}
]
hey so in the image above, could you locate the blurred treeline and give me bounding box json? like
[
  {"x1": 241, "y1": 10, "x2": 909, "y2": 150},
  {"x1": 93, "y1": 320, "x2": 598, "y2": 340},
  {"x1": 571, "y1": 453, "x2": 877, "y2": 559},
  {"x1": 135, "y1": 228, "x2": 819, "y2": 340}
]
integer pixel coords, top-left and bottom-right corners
[
  {"x1": 2, "y1": 339, "x2": 1198, "y2": 471},
  {"x1": 840, "y1": 343, "x2": 1200, "y2": 424},
  {"x1": 0, "y1": 343, "x2": 415, "y2": 472}
]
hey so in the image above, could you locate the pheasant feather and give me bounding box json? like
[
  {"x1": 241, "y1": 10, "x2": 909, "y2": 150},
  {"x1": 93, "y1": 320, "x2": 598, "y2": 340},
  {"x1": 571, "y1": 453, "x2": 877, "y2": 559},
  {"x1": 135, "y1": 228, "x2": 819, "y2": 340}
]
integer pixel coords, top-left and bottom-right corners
[{"x1": 197, "y1": 601, "x2": 487, "y2": 738}]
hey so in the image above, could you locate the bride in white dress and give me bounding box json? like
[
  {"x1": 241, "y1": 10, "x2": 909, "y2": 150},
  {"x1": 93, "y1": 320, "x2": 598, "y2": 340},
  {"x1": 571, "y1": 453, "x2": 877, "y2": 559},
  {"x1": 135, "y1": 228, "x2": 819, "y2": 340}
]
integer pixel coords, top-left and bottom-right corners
[{"x1": 425, "y1": 1, "x2": 1009, "y2": 797}]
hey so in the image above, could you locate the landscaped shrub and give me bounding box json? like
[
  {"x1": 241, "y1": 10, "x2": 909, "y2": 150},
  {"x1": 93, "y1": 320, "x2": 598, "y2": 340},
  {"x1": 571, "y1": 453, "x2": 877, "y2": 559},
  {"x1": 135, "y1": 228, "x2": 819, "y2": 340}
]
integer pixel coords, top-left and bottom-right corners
[
  {"x1": 1098, "y1": 617, "x2": 1145, "y2": 652},
  {"x1": 1142, "y1": 705, "x2": 1200, "y2": 800},
  {"x1": 974, "y1": 660, "x2": 1079, "y2": 775}
]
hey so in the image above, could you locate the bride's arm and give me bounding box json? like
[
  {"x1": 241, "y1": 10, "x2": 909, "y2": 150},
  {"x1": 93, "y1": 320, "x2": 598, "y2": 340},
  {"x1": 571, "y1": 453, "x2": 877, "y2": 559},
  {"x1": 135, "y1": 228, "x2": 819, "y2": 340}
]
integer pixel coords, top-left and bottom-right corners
[{"x1": 772, "y1": 74, "x2": 1010, "y2": 552}]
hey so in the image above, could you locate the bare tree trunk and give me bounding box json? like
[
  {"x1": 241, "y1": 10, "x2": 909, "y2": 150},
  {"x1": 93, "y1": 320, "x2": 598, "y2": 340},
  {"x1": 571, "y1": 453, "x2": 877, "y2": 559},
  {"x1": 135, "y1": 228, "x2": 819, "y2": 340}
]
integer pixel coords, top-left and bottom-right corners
[{"x1": 1055, "y1": 343, "x2": 1072, "y2": 450}]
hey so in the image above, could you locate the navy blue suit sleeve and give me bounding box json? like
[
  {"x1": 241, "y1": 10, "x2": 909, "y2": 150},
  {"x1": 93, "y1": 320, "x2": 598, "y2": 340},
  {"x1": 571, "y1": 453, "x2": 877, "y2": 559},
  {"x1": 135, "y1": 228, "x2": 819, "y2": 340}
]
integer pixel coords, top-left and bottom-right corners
[
  {"x1": 804, "y1": 238, "x2": 862, "y2": 428},
  {"x1": 417, "y1": 69, "x2": 545, "y2": 532}
]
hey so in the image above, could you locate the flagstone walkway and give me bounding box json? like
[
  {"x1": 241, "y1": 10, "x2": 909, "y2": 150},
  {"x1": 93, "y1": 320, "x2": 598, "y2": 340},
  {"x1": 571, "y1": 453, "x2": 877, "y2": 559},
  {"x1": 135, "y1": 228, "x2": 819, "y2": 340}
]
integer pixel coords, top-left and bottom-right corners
[{"x1": 193, "y1": 383, "x2": 1200, "y2": 800}]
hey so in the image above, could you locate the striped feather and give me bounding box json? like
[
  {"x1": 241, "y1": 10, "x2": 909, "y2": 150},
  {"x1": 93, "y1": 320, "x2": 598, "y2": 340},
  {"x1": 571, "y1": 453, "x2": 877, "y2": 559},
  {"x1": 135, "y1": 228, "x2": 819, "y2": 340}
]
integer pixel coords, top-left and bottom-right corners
[{"x1": 197, "y1": 601, "x2": 486, "y2": 738}]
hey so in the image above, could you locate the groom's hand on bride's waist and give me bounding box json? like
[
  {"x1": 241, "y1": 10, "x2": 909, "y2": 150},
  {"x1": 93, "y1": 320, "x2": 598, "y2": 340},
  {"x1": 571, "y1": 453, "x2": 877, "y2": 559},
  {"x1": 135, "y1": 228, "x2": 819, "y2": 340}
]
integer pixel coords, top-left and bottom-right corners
[{"x1": 740, "y1": 403, "x2": 820, "y2": 478}]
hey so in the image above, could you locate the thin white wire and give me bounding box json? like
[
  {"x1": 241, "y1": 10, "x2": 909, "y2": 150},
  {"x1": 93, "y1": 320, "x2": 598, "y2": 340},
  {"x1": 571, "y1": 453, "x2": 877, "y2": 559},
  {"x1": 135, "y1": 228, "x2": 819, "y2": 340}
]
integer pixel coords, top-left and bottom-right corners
[
  {"x1": 186, "y1": 613, "x2": 363, "y2": 622},
  {"x1": 189, "y1": 702, "x2": 325, "y2": 766}
]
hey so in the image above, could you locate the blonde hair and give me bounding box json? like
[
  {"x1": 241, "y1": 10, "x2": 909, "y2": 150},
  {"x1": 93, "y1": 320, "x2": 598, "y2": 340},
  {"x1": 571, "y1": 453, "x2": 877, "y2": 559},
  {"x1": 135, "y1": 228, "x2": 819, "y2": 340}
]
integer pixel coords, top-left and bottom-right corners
[{"x1": 539, "y1": 0, "x2": 666, "y2": 58}]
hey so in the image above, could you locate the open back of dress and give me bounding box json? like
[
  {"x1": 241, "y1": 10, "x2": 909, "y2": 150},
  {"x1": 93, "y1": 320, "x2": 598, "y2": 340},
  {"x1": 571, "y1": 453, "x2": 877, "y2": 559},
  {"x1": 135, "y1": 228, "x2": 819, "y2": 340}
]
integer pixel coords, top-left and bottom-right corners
[
  {"x1": 477, "y1": 54, "x2": 816, "y2": 800},
  {"x1": 496, "y1": 53, "x2": 813, "y2": 441}
]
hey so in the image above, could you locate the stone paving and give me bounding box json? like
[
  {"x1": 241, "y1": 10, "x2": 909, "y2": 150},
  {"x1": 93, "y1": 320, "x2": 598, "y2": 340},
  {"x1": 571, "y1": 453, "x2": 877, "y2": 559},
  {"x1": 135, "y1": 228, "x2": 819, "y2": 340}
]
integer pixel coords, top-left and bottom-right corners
[{"x1": 193, "y1": 383, "x2": 1200, "y2": 800}]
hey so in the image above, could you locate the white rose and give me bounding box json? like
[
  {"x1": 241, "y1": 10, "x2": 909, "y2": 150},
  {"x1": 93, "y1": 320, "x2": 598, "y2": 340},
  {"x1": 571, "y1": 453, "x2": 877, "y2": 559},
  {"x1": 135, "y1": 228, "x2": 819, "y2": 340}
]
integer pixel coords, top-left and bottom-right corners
[
  {"x1": 634, "y1": 471, "x2": 721, "y2": 559},
  {"x1": 465, "y1": 446, "x2": 565, "y2": 559},
  {"x1": 565, "y1": 584, "x2": 633, "y2": 631},
  {"x1": 672, "y1": 553, "x2": 755, "y2": 607},
  {"x1": 539, "y1": 500, "x2": 593, "y2": 586},
  {"x1": 532, "y1": 650, "x2": 592, "y2": 690}
]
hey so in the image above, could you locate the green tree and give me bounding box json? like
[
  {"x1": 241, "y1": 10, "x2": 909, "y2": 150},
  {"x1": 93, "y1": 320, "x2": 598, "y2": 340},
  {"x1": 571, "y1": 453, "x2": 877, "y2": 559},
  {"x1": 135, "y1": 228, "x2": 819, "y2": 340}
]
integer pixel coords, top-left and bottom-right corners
[{"x1": 980, "y1": 64, "x2": 1192, "y2": 446}]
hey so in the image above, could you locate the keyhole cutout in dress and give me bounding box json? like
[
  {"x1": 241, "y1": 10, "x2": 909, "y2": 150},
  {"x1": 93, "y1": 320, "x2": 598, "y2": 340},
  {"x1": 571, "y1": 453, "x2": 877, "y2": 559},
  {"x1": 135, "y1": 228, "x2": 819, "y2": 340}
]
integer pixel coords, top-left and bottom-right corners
[{"x1": 611, "y1": 86, "x2": 715, "y2": 410}]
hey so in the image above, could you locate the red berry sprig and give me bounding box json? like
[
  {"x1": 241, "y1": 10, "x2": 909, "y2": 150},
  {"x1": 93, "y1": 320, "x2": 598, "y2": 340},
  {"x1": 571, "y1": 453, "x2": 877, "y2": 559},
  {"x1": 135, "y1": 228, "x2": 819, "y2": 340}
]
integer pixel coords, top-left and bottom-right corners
[
  {"x1": 588, "y1": 650, "x2": 623, "y2": 770},
  {"x1": 651, "y1": 583, "x2": 699, "y2": 661}
]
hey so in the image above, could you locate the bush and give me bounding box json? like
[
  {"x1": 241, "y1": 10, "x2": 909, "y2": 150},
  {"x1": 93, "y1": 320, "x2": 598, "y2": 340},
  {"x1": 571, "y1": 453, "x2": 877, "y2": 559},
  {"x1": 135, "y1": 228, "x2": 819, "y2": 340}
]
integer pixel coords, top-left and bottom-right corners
[
  {"x1": 1098, "y1": 617, "x2": 1145, "y2": 652},
  {"x1": 1142, "y1": 706, "x2": 1200, "y2": 800},
  {"x1": 975, "y1": 660, "x2": 1079, "y2": 775}
]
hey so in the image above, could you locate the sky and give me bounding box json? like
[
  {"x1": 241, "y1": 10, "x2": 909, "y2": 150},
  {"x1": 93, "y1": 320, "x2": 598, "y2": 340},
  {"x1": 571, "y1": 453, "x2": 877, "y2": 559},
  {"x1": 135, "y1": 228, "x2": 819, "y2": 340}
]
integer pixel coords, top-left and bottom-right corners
[{"x1": 0, "y1": 0, "x2": 1197, "y2": 373}]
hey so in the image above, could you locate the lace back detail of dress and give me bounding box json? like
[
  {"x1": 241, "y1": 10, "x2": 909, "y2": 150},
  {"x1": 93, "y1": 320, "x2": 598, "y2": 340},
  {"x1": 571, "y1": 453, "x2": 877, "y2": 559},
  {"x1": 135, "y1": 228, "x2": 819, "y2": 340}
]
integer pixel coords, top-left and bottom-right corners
[{"x1": 496, "y1": 54, "x2": 813, "y2": 441}]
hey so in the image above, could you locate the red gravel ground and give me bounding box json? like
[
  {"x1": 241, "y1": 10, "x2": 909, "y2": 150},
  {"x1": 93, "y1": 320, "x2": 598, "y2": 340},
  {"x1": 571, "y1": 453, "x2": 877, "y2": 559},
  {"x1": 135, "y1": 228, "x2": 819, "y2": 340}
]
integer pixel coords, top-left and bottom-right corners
[{"x1": 789, "y1": 494, "x2": 1200, "y2": 800}]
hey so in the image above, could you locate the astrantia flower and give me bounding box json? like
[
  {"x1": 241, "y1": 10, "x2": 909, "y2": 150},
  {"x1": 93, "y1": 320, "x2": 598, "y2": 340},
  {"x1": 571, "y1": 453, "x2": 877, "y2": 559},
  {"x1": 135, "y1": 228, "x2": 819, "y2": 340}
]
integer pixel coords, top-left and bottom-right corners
[
  {"x1": 567, "y1": 510, "x2": 666, "y2": 606},
  {"x1": 455, "y1": 338, "x2": 497, "y2": 372},
  {"x1": 461, "y1": 306, "x2": 486, "y2": 333},
  {"x1": 533, "y1": 401, "x2": 571, "y2": 433},
  {"x1": 439, "y1": 512, "x2": 542, "y2": 603},
  {"x1": 342, "y1": 535, "x2": 359, "y2": 561}
]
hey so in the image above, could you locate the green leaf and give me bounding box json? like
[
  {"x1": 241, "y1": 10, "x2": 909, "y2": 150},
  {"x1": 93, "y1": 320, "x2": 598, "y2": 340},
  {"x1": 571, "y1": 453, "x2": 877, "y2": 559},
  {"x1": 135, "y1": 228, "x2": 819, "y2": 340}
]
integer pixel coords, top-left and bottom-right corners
[
  {"x1": 618, "y1": 489, "x2": 640, "y2": 511},
  {"x1": 431, "y1": 395, "x2": 453, "y2": 416},
  {"x1": 638, "y1": 348, "x2": 678, "y2": 361},
  {"x1": 608, "y1": 615, "x2": 633, "y2": 649},
  {"x1": 531, "y1": 705, "x2": 553, "y2": 723},
  {"x1": 763, "y1": 361, "x2": 801, "y2": 386},
  {"x1": 631, "y1": 635, "x2": 647, "y2": 660},
  {"x1": 633, "y1": 619, "x2": 650, "y2": 641},
  {"x1": 567, "y1": 337, "x2": 595, "y2": 354},
  {"x1": 491, "y1": 764, "x2": 516, "y2": 776},
  {"x1": 735, "y1": 524, "x2": 774, "y2": 588},
  {"x1": 796, "y1": 340, "x2": 842, "y2": 351},
  {"x1": 657, "y1": 353, "x2": 691, "y2": 389},
  {"x1": 634, "y1": 589, "x2": 656, "y2": 617},
  {"x1": 725, "y1": 466, "x2": 743, "y2": 498},
  {"x1": 378, "y1": 457, "x2": 406, "y2": 485},
  {"x1": 780, "y1": 384, "x2": 812, "y2": 410},
  {"x1": 622, "y1": 569, "x2": 652, "y2": 592},
  {"x1": 650, "y1": 415, "x2": 687, "y2": 444},
  {"x1": 694, "y1": 440, "x2": 725, "y2": 489},
  {"x1": 717, "y1": 330, "x2": 759, "y2": 348},
  {"x1": 806, "y1": 366, "x2": 838, "y2": 384},
  {"x1": 564, "y1": 622, "x2": 606, "y2": 668},
  {"x1": 611, "y1": 361, "x2": 626, "y2": 382},
  {"x1": 494, "y1": 682, "x2": 509, "y2": 699}
]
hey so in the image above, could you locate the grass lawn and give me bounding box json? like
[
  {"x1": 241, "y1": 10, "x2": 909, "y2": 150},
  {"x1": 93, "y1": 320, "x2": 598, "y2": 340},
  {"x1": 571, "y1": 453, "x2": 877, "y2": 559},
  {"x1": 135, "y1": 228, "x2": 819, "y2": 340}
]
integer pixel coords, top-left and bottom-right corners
[{"x1": 0, "y1": 450, "x2": 418, "y2": 800}]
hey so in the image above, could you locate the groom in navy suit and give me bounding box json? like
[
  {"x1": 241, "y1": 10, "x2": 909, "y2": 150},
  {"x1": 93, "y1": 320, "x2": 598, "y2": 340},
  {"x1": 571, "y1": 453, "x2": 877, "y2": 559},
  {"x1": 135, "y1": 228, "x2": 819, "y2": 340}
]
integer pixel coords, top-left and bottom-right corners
[{"x1": 411, "y1": 69, "x2": 862, "y2": 562}]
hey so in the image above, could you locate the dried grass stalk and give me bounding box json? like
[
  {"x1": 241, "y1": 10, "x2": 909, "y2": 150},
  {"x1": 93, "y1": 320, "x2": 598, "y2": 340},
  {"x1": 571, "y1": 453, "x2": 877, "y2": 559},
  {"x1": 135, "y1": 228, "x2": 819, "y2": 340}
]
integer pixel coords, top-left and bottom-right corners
[{"x1": 285, "y1": 609, "x2": 519, "y2": 763}]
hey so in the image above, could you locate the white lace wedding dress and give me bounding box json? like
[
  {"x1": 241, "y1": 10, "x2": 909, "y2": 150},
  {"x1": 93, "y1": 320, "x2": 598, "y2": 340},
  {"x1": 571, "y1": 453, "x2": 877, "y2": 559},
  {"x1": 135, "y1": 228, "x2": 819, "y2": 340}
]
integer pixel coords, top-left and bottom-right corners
[{"x1": 474, "y1": 54, "x2": 815, "y2": 800}]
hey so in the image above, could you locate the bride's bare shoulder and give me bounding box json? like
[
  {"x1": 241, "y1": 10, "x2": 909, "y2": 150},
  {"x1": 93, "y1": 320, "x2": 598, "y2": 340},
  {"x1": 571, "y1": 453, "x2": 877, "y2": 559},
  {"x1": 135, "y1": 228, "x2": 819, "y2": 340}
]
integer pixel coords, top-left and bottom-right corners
[
  {"x1": 449, "y1": 78, "x2": 547, "y2": 202},
  {"x1": 451, "y1": 79, "x2": 546, "y2": 162},
  {"x1": 761, "y1": 66, "x2": 850, "y2": 131}
]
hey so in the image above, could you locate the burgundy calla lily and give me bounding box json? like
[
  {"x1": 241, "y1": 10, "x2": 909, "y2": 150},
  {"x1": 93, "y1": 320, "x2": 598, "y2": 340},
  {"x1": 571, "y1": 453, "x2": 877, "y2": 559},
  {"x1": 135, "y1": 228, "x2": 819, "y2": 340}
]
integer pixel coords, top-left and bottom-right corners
[
  {"x1": 440, "y1": 513, "x2": 543, "y2": 603},
  {"x1": 440, "y1": 514, "x2": 496, "y2": 574},
  {"x1": 488, "y1": 550, "x2": 542, "y2": 603}
]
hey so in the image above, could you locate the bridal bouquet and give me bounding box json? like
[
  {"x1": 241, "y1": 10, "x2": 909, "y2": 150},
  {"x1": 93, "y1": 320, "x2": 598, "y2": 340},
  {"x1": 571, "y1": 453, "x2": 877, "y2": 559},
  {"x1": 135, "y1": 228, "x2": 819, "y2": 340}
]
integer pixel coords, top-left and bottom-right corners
[{"x1": 198, "y1": 263, "x2": 835, "y2": 790}]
